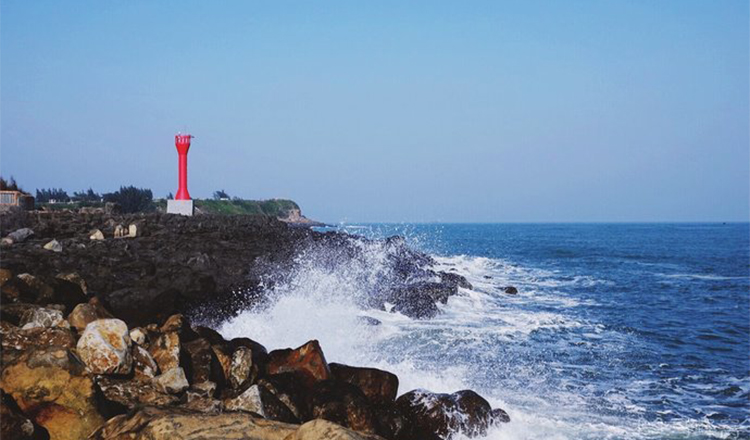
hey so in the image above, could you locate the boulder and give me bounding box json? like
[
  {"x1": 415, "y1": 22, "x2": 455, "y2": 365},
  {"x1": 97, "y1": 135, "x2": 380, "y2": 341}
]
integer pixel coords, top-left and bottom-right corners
[
  {"x1": 6, "y1": 228, "x2": 34, "y2": 244},
  {"x1": 128, "y1": 222, "x2": 143, "y2": 238},
  {"x1": 90, "y1": 229, "x2": 105, "y2": 240},
  {"x1": 0, "y1": 347, "x2": 105, "y2": 440},
  {"x1": 289, "y1": 419, "x2": 386, "y2": 440},
  {"x1": 43, "y1": 239, "x2": 62, "y2": 252},
  {"x1": 0, "y1": 321, "x2": 76, "y2": 352},
  {"x1": 329, "y1": 363, "x2": 399, "y2": 406},
  {"x1": 258, "y1": 373, "x2": 311, "y2": 421},
  {"x1": 19, "y1": 306, "x2": 64, "y2": 329},
  {"x1": 152, "y1": 366, "x2": 189, "y2": 394},
  {"x1": 1, "y1": 391, "x2": 37, "y2": 440},
  {"x1": 113, "y1": 225, "x2": 127, "y2": 238},
  {"x1": 439, "y1": 271, "x2": 473, "y2": 290},
  {"x1": 133, "y1": 345, "x2": 159, "y2": 379},
  {"x1": 183, "y1": 337, "x2": 222, "y2": 385},
  {"x1": 223, "y1": 384, "x2": 298, "y2": 424},
  {"x1": 0, "y1": 268, "x2": 13, "y2": 286},
  {"x1": 504, "y1": 286, "x2": 518, "y2": 295},
  {"x1": 56, "y1": 272, "x2": 88, "y2": 294},
  {"x1": 149, "y1": 331, "x2": 181, "y2": 373},
  {"x1": 91, "y1": 407, "x2": 298, "y2": 440},
  {"x1": 129, "y1": 327, "x2": 147, "y2": 345},
  {"x1": 96, "y1": 376, "x2": 179, "y2": 410},
  {"x1": 68, "y1": 298, "x2": 114, "y2": 332},
  {"x1": 310, "y1": 380, "x2": 378, "y2": 435},
  {"x1": 490, "y1": 407, "x2": 510, "y2": 424},
  {"x1": 395, "y1": 389, "x2": 502, "y2": 439},
  {"x1": 15, "y1": 275, "x2": 86, "y2": 313},
  {"x1": 229, "y1": 345, "x2": 255, "y2": 389},
  {"x1": 76, "y1": 318, "x2": 132, "y2": 374},
  {"x1": 267, "y1": 340, "x2": 330, "y2": 388}
]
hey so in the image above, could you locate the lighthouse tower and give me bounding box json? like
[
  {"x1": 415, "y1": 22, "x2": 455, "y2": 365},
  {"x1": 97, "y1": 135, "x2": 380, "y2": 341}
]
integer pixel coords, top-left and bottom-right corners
[{"x1": 167, "y1": 133, "x2": 195, "y2": 216}]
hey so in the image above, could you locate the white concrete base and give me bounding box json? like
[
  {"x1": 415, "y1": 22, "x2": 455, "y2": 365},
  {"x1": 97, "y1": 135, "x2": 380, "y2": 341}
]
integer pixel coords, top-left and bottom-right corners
[{"x1": 167, "y1": 199, "x2": 194, "y2": 216}]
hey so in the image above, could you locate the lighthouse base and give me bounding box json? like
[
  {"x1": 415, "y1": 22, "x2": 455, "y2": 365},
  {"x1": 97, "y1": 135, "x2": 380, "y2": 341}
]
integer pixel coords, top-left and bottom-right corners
[{"x1": 167, "y1": 199, "x2": 194, "y2": 216}]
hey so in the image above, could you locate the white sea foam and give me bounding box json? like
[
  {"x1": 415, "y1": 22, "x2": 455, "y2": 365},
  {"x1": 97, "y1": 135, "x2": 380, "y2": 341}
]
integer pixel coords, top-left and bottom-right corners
[{"x1": 218, "y1": 240, "x2": 745, "y2": 440}]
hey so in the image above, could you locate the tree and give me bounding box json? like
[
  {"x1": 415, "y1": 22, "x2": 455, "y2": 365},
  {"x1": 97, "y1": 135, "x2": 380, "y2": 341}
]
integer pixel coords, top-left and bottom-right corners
[
  {"x1": 35, "y1": 188, "x2": 70, "y2": 203},
  {"x1": 72, "y1": 188, "x2": 101, "y2": 202},
  {"x1": 0, "y1": 176, "x2": 22, "y2": 192},
  {"x1": 213, "y1": 189, "x2": 230, "y2": 200},
  {"x1": 103, "y1": 186, "x2": 153, "y2": 213}
]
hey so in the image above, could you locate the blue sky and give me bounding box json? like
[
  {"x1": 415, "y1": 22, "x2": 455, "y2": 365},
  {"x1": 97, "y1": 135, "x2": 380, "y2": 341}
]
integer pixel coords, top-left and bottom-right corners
[{"x1": 2, "y1": 1, "x2": 748, "y2": 222}]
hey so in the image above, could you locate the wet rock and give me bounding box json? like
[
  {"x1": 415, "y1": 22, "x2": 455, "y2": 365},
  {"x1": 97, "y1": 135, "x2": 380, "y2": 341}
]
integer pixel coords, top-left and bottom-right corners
[
  {"x1": 149, "y1": 331, "x2": 180, "y2": 373},
  {"x1": 183, "y1": 337, "x2": 221, "y2": 384},
  {"x1": 0, "y1": 321, "x2": 76, "y2": 351},
  {"x1": 504, "y1": 286, "x2": 518, "y2": 295},
  {"x1": 291, "y1": 419, "x2": 386, "y2": 440},
  {"x1": 1, "y1": 303, "x2": 44, "y2": 326},
  {"x1": 152, "y1": 366, "x2": 189, "y2": 394},
  {"x1": 159, "y1": 314, "x2": 198, "y2": 340},
  {"x1": 259, "y1": 373, "x2": 311, "y2": 421},
  {"x1": 310, "y1": 379, "x2": 378, "y2": 434},
  {"x1": 1, "y1": 391, "x2": 37, "y2": 440},
  {"x1": 15, "y1": 274, "x2": 54, "y2": 304},
  {"x1": 267, "y1": 340, "x2": 331, "y2": 388},
  {"x1": 90, "y1": 229, "x2": 105, "y2": 240},
  {"x1": 223, "y1": 383, "x2": 298, "y2": 423},
  {"x1": 490, "y1": 407, "x2": 511, "y2": 424},
  {"x1": 19, "y1": 306, "x2": 64, "y2": 329},
  {"x1": 90, "y1": 406, "x2": 298, "y2": 440},
  {"x1": 6, "y1": 228, "x2": 34, "y2": 244},
  {"x1": 189, "y1": 380, "x2": 217, "y2": 398},
  {"x1": 229, "y1": 345, "x2": 255, "y2": 389},
  {"x1": 133, "y1": 345, "x2": 159, "y2": 379},
  {"x1": 0, "y1": 268, "x2": 13, "y2": 286},
  {"x1": 68, "y1": 298, "x2": 114, "y2": 332},
  {"x1": 43, "y1": 239, "x2": 62, "y2": 252},
  {"x1": 390, "y1": 289, "x2": 440, "y2": 319},
  {"x1": 439, "y1": 271, "x2": 473, "y2": 290},
  {"x1": 96, "y1": 376, "x2": 178, "y2": 410},
  {"x1": 330, "y1": 363, "x2": 399, "y2": 406},
  {"x1": 395, "y1": 389, "x2": 498, "y2": 439},
  {"x1": 0, "y1": 346, "x2": 105, "y2": 440},
  {"x1": 357, "y1": 316, "x2": 382, "y2": 326},
  {"x1": 76, "y1": 318, "x2": 132, "y2": 374}
]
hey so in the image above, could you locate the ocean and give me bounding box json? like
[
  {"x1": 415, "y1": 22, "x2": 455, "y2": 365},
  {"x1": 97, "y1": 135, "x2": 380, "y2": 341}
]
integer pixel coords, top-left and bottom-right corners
[{"x1": 219, "y1": 223, "x2": 750, "y2": 439}]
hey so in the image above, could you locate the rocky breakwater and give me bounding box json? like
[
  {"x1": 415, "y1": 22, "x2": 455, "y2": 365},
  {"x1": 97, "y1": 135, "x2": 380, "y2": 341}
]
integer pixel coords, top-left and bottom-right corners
[{"x1": 1, "y1": 212, "x2": 510, "y2": 439}]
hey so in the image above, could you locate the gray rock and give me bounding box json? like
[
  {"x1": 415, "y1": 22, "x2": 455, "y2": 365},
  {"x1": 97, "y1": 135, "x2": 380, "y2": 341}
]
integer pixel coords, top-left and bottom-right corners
[{"x1": 7, "y1": 228, "x2": 34, "y2": 243}]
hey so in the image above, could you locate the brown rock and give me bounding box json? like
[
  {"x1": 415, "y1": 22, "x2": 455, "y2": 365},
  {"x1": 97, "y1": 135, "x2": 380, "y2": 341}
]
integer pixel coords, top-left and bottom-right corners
[
  {"x1": 152, "y1": 366, "x2": 189, "y2": 394},
  {"x1": 183, "y1": 338, "x2": 218, "y2": 384},
  {"x1": 149, "y1": 331, "x2": 180, "y2": 373},
  {"x1": 288, "y1": 419, "x2": 386, "y2": 440},
  {"x1": 96, "y1": 376, "x2": 179, "y2": 410},
  {"x1": 330, "y1": 363, "x2": 399, "y2": 406},
  {"x1": 229, "y1": 345, "x2": 255, "y2": 389},
  {"x1": 68, "y1": 298, "x2": 114, "y2": 332},
  {"x1": 133, "y1": 345, "x2": 159, "y2": 379},
  {"x1": 0, "y1": 268, "x2": 13, "y2": 287},
  {"x1": 1, "y1": 391, "x2": 37, "y2": 440},
  {"x1": 310, "y1": 380, "x2": 378, "y2": 435},
  {"x1": 19, "y1": 306, "x2": 65, "y2": 329},
  {"x1": 91, "y1": 406, "x2": 298, "y2": 440},
  {"x1": 0, "y1": 346, "x2": 105, "y2": 440},
  {"x1": 0, "y1": 321, "x2": 76, "y2": 352},
  {"x1": 395, "y1": 389, "x2": 500, "y2": 439},
  {"x1": 223, "y1": 384, "x2": 298, "y2": 424},
  {"x1": 267, "y1": 340, "x2": 330, "y2": 388}
]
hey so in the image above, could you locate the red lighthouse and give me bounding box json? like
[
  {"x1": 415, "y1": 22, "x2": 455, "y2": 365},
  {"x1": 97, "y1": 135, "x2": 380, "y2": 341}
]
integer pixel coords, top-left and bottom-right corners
[
  {"x1": 174, "y1": 134, "x2": 193, "y2": 200},
  {"x1": 167, "y1": 133, "x2": 195, "y2": 216}
]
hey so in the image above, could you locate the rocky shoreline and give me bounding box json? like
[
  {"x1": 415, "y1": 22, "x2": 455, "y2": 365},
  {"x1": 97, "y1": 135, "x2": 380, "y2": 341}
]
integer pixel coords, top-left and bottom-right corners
[{"x1": 0, "y1": 210, "x2": 509, "y2": 440}]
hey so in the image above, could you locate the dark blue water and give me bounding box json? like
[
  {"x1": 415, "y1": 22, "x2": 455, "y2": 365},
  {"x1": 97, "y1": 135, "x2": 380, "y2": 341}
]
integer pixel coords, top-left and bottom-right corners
[{"x1": 342, "y1": 223, "x2": 750, "y2": 438}]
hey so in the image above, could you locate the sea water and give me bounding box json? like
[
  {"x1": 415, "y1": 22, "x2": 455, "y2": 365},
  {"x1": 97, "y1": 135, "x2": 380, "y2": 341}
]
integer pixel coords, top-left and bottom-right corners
[{"x1": 219, "y1": 223, "x2": 750, "y2": 439}]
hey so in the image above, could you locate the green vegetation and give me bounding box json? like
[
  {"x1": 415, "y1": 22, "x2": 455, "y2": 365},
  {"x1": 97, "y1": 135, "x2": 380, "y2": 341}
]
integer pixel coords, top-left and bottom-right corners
[{"x1": 195, "y1": 198, "x2": 299, "y2": 217}]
